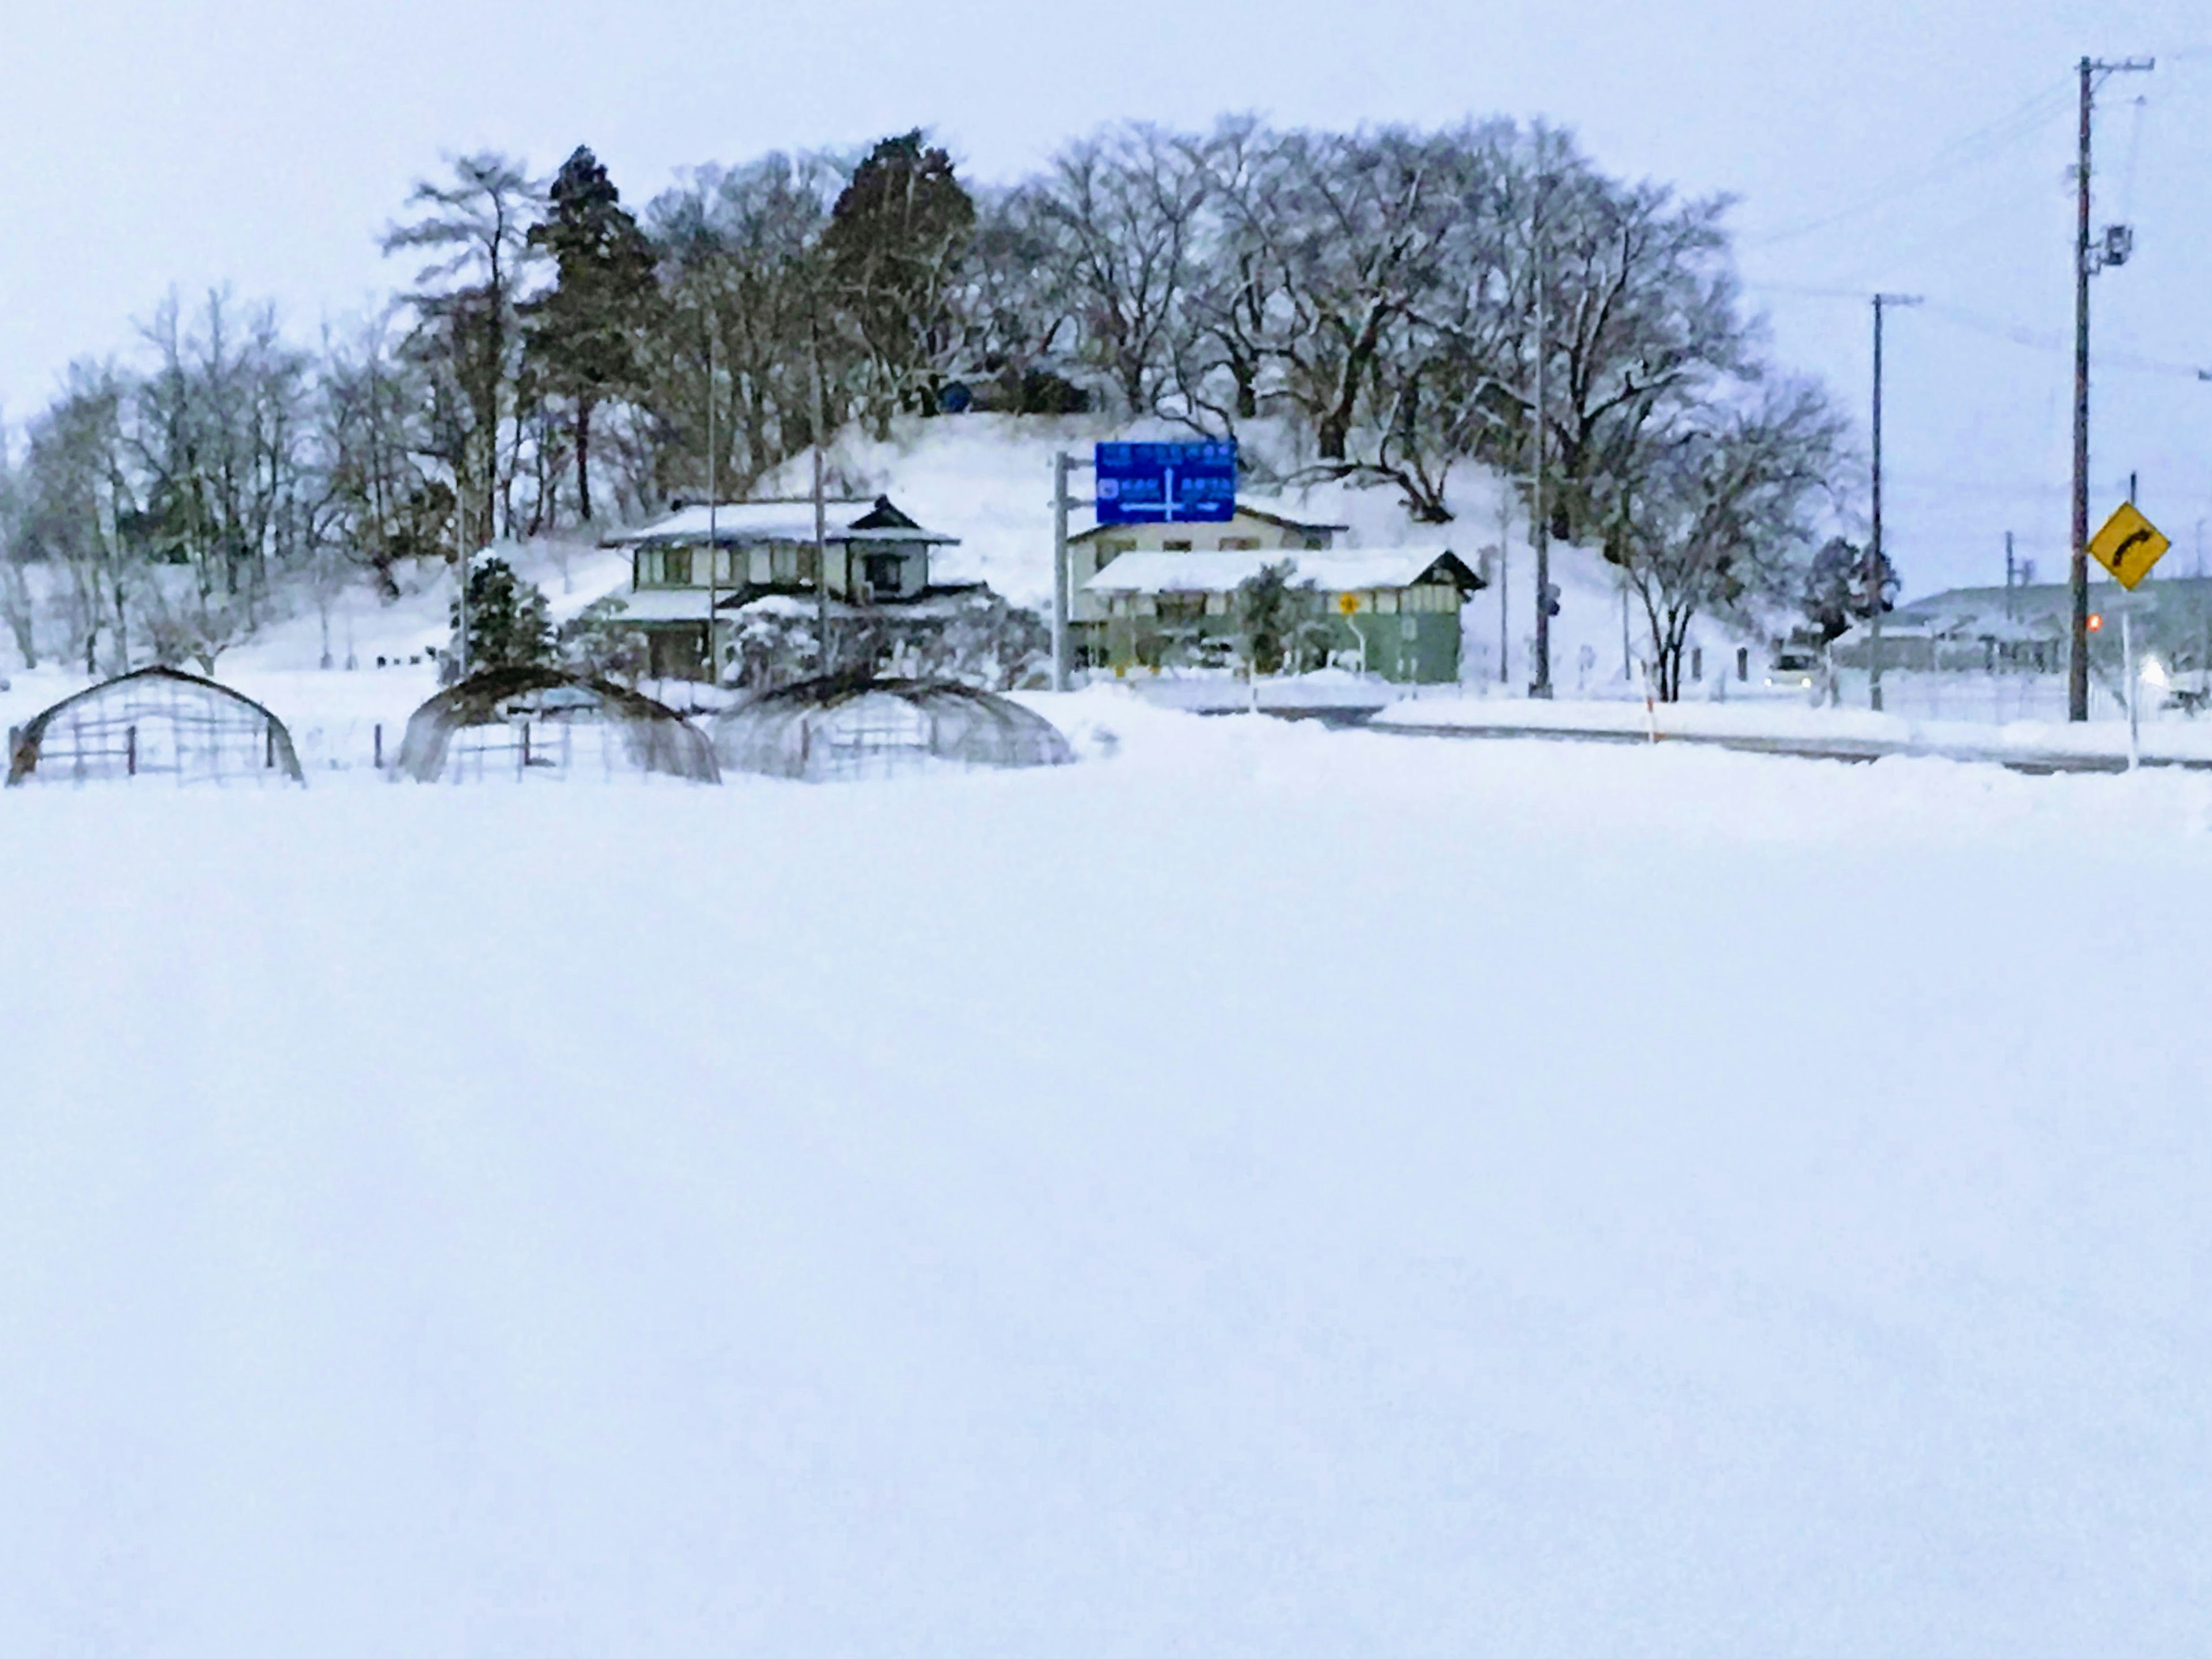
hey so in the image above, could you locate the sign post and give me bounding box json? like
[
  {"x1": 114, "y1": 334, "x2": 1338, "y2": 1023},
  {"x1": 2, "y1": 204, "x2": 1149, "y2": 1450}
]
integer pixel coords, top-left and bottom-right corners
[
  {"x1": 2086, "y1": 502, "x2": 2168, "y2": 767},
  {"x1": 1054, "y1": 441, "x2": 1238, "y2": 692},
  {"x1": 1050, "y1": 451, "x2": 1094, "y2": 692}
]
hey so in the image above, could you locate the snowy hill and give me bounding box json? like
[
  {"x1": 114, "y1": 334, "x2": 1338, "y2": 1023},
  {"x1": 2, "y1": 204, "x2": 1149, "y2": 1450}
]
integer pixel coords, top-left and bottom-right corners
[{"x1": 748, "y1": 413, "x2": 1756, "y2": 696}]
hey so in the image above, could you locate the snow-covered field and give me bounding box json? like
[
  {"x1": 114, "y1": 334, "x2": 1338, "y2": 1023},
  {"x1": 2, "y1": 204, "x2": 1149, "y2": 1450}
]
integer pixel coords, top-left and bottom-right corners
[{"x1": 2, "y1": 694, "x2": 2207, "y2": 1657}]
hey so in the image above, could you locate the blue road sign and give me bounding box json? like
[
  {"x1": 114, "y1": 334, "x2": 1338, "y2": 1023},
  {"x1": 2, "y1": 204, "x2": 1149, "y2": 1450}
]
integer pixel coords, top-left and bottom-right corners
[{"x1": 1094, "y1": 440, "x2": 1237, "y2": 524}]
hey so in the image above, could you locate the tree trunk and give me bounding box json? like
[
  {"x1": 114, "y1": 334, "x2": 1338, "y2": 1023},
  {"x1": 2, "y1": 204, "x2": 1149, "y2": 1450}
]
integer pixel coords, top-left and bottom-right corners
[{"x1": 575, "y1": 396, "x2": 594, "y2": 524}]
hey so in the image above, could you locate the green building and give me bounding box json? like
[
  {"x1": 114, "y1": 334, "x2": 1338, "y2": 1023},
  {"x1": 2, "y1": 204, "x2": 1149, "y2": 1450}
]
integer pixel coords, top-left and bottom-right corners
[{"x1": 1084, "y1": 548, "x2": 1482, "y2": 683}]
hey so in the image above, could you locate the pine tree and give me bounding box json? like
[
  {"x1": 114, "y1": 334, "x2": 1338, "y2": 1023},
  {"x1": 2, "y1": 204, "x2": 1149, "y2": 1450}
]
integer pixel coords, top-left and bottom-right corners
[
  {"x1": 525, "y1": 146, "x2": 660, "y2": 522},
  {"x1": 449, "y1": 556, "x2": 554, "y2": 675},
  {"x1": 1802, "y1": 536, "x2": 1897, "y2": 643}
]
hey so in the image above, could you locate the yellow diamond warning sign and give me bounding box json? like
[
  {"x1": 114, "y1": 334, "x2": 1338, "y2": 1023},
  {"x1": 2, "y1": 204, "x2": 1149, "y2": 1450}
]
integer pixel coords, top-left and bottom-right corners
[{"x1": 2089, "y1": 501, "x2": 2171, "y2": 590}]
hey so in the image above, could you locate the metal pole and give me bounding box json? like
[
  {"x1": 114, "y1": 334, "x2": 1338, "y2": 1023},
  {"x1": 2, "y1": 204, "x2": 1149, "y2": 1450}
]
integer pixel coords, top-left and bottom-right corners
[
  {"x1": 706, "y1": 324, "x2": 719, "y2": 684},
  {"x1": 1870, "y1": 296, "x2": 1886, "y2": 712},
  {"x1": 811, "y1": 335, "x2": 830, "y2": 673},
  {"x1": 1052, "y1": 450, "x2": 1071, "y2": 692},
  {"x1": 1530, "y1": 177, "x2": 1552, "y2": 699},
  {"x1": 1867, "y1": 293, "x2": 1919, "y2": 711},
  {"x1": 1496, "y1": 489, "x2": 1510, "y2": 685},
  {"x1": 2123, "y1": 606, "x2": 2139, "y2": 768},
  {"x1": 456, "y1": 465, "x2": 470, "y2": 680}
]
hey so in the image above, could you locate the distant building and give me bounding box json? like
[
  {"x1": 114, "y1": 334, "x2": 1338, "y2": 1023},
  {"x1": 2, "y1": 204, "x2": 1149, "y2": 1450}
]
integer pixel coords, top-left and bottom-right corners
[
  {"x1": 1085, "y1": 547, "x2": 1482, "y2": 683},
  {"x1": 1830, "y1": 578, "x2": 2212, "y2": 676},
  {"x1": 1067, "y1": 505, "x2": 1349, "y2": 668},
  {"x1": 600, "y1": 496, "x2": 963, "y2": 679}
]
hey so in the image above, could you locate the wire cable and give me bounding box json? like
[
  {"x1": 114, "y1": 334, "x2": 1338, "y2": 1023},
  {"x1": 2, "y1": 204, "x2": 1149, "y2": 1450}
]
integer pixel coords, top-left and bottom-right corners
[{"x1": 1746, "y1": 78, "x2": 2075, "y2": 249}]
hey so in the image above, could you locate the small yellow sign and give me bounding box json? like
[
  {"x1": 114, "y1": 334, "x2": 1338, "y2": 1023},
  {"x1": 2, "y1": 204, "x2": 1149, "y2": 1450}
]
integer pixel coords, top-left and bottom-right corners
[
  {"x1": 2089, "y1": 501, "x2": 2171, "y2": 590},
  {"x1": 1338, "y1": 592, "x2": 1361, "y2": 615}
]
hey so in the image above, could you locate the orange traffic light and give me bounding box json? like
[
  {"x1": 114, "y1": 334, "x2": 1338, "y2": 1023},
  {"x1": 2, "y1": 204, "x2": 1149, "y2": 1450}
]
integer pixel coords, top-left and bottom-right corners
[{"x1": 2088, "y1": 613, "x2": 2104, "y2": 632}]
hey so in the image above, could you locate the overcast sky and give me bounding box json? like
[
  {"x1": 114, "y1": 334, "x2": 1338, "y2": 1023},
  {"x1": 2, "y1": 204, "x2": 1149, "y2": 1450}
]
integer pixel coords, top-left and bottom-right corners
[{"x1": 2, "y1": 0, "x2": 2205, "y2": 597}]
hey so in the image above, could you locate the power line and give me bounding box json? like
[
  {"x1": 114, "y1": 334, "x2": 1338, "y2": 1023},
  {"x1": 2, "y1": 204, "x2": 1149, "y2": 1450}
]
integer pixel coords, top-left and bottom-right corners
[
  {"x1": 1743, "y1": 283, "x2": 2212, "y2": 381},
  {"x1": 1918, "y1": 298, "x2": 2210, "y2": 378},
  {"x1": 1746, "y1": 78, "x2": 2075, "y2": 248}
]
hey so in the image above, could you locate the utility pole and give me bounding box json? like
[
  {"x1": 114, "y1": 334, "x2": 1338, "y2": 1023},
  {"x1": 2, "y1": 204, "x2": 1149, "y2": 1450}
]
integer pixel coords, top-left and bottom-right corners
[
  {"x1": 1495, "y1": 490, "x2": 1510, "y2": 685},
  {"x1": 1530, "y1": 175, "x2": 1553, "y2": 699},
  {"x1": 2070, "y1": 53, "x2": 2156, "y2": 721},
  {"x1": 2005, "y1": 530, "x2": 2017, "y2": 620},
  {"x1": 811, "y1": 337, "x2": 830, "y2": 674},
  {"x1": 706, "y1": 325, "x2": 719, "y2": 684},
  {"x1": 1868, "y1": 292, "x2": 1919, "y2": 712},
  {"x1": 456, "y1": 457, "x2": 471, "y2": 681}
]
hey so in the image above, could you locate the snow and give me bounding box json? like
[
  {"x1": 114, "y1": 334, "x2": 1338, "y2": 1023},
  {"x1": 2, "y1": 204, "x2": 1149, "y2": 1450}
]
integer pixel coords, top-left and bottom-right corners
[
  {"x1": 1, "y1": 688, "x2": 2209, "y2": 1656},
  {"x1": 698, "y1": 412, "x2": 1751, "y2": 698},
  {"x1": 1373, "y1": 690, "x2": 2212, "y2": 767},
  {"x1": 1088, "y1": 546, "x2": 1463, "y2": 593},
  {"x1": 603, "y1": 499, "x2": 954, "y2": 547}
]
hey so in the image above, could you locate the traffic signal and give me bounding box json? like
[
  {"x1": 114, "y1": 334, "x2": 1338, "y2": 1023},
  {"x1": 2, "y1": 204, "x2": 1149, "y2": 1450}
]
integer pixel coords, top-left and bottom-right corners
[
  {"x1": 1540, "y1": 582, "x2": 1562, "y2": 618},
  {"x1": 2088, "y1": 613, "x2": 2104, "y2": 632}
]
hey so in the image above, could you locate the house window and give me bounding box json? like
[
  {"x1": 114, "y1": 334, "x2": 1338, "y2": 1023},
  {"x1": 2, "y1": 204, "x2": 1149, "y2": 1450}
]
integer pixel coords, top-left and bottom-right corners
[
  {"x1": 865, "y1": 553, "x2": 904, "y2": 593},
  {"x1": 663, "y1": 548, "x2": 694, "y2": 585},
  {"x1": 1157, "y1": 593, "x2": 1207, "y2": 623},
  {"x1": 1162, "y1": 539, "x2": 1193, "y2": 552},
  {"x1": 1217, "y1": 536, "x2": 1259, "y2": 551}
]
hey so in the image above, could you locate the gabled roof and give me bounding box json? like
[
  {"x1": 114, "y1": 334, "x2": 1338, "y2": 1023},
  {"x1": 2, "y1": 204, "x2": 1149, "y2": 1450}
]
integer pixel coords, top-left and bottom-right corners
[
  {"x1": 1086, "y1": 548, "x2": 1480, "y2": 594},
  {"x1": 602, "y1": 494, "x2": 957, "y2": 548},
  {"x1": 1069, "y1": 502, "x2": 1349, "y2": 543}
]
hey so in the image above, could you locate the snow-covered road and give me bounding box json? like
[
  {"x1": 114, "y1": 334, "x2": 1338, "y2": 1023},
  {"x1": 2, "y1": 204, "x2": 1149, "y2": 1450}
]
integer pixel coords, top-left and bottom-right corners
[{"x1": 2, "y1": 702, "x2": 2206, "y2": 1656}]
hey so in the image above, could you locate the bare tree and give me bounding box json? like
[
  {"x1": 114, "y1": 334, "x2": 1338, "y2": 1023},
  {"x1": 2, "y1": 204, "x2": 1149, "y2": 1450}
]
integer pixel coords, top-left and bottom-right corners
[
  {"x1": 382, "y1": 153, "x2": 546, "y2": 546},
  {"x1": 644, "y1": 153, "x2": 844, "y2": 499},
  {"x1": 20, "y1": 364, "x2": 134, "y2": 675},
  {"x1": 1033, "y1": 124, "x2": 1211, "y2": 416},
  {"x1": 0, "y1": 418, "x2": 37, "y2": 669},
  {"x1": 1594, "y1": 380, "x2": 1850, "y2": 700}
]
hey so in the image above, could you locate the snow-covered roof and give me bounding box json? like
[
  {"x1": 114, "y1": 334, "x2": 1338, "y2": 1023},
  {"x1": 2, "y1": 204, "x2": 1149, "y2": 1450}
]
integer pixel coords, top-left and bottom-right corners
[
  {"x1": 603, "y1": 496, "x2": 957, "y2": 548},
  {"x1": 1068, "y1": 503, "x2": 1349, "y2": 543},
  {"x1": 588, "y1": 588, "x2": 723, "y2": 623},
  {"x1": 1085, "y1": 548, "x2": 1478, "y2": 594}
]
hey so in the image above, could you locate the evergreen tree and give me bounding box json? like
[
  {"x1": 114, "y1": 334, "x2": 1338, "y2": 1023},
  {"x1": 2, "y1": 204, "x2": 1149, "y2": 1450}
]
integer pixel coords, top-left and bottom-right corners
[
  {"x1": 823, "y1": 132, "x2": 976, "y2": 422},
  {"x1": 1802, "y1": 535, "x2": 1897, "y2": 643},
  {"x1": 526, "y1": 146, "x2": 660, "y2": 522},
  {"x1": 1234, "y1": 560, "x2": 1321, "y2": 675},
  {"x1": 449, "y1": 556, "x2": 554, "y2": 675}
]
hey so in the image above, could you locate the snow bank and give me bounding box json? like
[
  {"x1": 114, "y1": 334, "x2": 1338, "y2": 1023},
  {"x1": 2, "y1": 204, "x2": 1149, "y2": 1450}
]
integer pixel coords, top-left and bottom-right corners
[
  {"x1": 1373, "y1": 690, "x2": 2212, "y2": 766},
  {"x1": 1, "y1": 700, "x2": 2207, "y2": 1656}
]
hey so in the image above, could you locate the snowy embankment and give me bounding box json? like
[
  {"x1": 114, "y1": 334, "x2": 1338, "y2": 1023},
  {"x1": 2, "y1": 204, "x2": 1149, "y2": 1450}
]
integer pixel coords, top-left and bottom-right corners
[
  {"x1": 1, "y1": 698, "x2": 2207, "y2": 1657},
  {"x1": 1372, "y1": 690, "x2": 2212, "y2": 767}
]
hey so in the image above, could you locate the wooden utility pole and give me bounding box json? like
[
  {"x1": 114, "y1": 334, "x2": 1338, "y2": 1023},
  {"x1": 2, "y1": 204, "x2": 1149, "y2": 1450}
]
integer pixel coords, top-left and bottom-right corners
[{"x1": 2070, "y1": 54, "x2": 2155, "y2": 721}]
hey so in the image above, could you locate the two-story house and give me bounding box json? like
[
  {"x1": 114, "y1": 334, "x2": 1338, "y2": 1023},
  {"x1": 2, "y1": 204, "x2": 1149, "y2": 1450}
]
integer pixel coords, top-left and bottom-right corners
[
  {"x1": 601, "y1": 496, "x2": 962, "y2": 679},
  {"x1": 1065, "y1": 506, "x2": 1349, "y2": 669}
]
